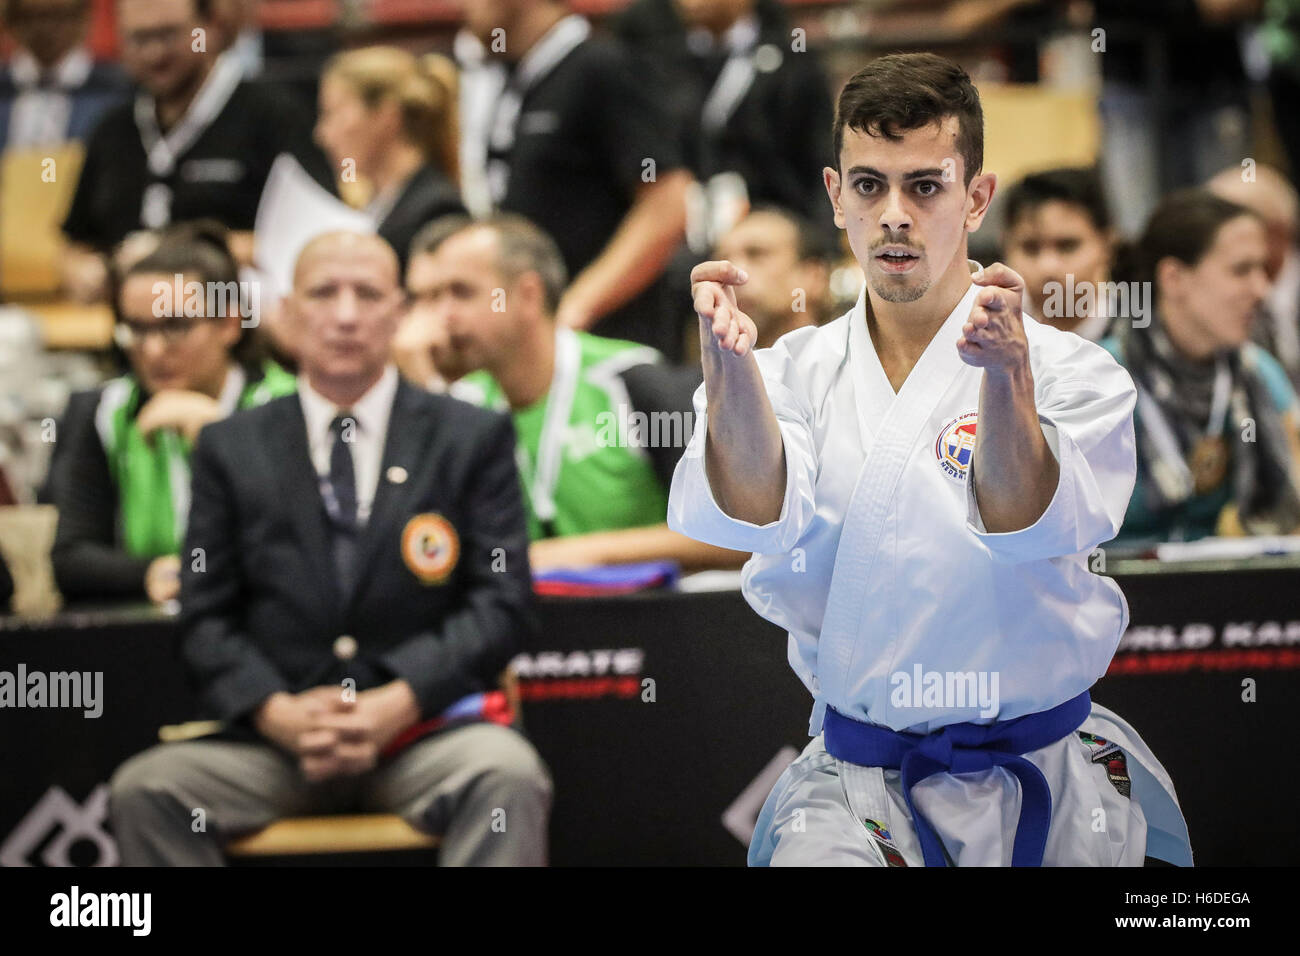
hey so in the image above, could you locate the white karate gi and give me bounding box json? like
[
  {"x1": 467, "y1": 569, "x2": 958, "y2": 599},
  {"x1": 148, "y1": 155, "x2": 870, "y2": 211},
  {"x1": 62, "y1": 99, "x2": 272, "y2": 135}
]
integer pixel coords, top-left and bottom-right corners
[{"x1": 668, "y1": 274, "x2": 1193, "y2": 866}]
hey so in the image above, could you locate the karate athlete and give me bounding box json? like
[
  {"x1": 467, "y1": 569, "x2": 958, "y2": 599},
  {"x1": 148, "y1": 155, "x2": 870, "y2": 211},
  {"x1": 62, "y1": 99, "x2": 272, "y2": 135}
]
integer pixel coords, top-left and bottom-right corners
[{"x1": 667, "y1": 53, "x2": 1192, "y2": 867}]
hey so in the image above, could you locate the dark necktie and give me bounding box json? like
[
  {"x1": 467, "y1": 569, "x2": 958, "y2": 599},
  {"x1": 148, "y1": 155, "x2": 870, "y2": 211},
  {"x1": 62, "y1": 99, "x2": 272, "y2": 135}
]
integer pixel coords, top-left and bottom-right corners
[{"x1": 324, "y1": 413, "x2": 359, "y2": 593}]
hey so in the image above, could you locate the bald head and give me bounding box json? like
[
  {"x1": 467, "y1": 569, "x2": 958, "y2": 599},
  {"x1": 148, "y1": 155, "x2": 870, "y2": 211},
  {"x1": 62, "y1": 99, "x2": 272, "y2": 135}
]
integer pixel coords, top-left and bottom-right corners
[
  {"x1": 288, "y1": 230, "x2": 405, "y2": 404},
  {"x1": 1206, "y1": 165, "x2": 1298, "y2": 281},
  {"x1": 294, "y1": 231, "x2": 400, "y2": 290}
]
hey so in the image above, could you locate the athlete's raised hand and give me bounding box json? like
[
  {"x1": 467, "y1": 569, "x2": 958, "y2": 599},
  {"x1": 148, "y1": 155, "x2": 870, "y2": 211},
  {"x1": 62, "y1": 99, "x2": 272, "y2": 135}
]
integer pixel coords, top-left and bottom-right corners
[
  {"x1": 691, "y1": 260, "x2": 758, "y2": 357},
  {"x1": 958, "y1": 262, "x2": 1030, "y2": 372}
]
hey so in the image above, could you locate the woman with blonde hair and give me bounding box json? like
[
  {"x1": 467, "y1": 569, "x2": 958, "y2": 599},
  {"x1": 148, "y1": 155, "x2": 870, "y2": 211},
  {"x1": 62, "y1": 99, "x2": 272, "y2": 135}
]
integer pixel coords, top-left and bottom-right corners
[{"x1": 315, "y1": 46, "x2": 465, "y2": 270}]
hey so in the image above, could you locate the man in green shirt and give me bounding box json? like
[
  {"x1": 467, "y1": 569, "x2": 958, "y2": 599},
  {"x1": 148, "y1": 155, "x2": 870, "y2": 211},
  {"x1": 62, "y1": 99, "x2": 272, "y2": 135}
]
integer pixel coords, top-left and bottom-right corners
[{"x1": 399, "y1": 213, "x2": 742, "y2": 573}]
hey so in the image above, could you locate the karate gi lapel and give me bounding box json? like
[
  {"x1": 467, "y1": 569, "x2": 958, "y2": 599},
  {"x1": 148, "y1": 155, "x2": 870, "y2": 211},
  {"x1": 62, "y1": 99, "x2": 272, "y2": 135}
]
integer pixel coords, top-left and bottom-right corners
[{"x1": 816, "y1": 281, "x2": 981, "y2": 716}]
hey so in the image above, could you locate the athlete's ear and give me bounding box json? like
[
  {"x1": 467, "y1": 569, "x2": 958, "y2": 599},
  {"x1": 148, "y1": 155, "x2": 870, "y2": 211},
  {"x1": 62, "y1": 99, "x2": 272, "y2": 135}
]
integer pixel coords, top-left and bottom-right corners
[
  {"x1": 824, "y1": 166, "x2": 846, "y2": 230},
  {"x1": 965, "y1": 171, "x2": 997, "y2": 233}
]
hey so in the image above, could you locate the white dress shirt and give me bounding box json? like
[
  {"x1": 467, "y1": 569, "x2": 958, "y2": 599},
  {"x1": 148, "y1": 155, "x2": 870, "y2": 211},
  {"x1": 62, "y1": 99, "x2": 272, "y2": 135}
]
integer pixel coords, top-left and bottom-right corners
[
  {"x1": 8, "y1": 47, "x2": 92, "y2": 148},
  {"x1": 298, "y1": 365, "x2": 399, "y2": 526}
]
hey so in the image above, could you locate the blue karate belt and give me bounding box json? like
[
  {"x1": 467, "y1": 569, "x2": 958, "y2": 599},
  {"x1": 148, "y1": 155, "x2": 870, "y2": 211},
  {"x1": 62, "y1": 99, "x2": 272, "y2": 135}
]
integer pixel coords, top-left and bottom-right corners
[{"x1": 822, "y1": 691, "x2": 1091, "y2": 867}]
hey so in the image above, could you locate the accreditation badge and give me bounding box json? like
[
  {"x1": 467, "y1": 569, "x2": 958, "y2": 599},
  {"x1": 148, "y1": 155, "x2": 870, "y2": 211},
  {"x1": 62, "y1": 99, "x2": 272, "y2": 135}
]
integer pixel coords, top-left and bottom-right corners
[{"x1": 401, "y1": 513, "x2": 459, "y2": 584}]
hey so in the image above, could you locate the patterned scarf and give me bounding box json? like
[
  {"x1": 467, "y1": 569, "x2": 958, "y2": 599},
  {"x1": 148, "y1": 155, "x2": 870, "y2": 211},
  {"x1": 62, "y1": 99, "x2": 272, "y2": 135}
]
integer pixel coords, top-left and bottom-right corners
[{"x1": 1118, "y1": 318, "x2": 1300, "y2": 533}]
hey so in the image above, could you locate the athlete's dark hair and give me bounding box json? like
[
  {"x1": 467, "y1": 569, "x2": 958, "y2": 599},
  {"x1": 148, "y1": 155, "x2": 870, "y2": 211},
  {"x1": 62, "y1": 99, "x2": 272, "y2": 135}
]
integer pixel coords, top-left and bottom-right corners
[
  {"x1": 832, "y1": 53, "x2": 983, "y2": 185},
  {"x1": 1003, "y1": 167, "x2": 1112, "y2": 234}
]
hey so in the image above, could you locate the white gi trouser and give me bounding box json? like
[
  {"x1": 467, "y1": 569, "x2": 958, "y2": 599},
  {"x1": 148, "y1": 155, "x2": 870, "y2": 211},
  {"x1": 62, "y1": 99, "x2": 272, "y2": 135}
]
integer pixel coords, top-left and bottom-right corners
[{"x1": 749, "y1": 703, "x2": 1192, "y2": 867}]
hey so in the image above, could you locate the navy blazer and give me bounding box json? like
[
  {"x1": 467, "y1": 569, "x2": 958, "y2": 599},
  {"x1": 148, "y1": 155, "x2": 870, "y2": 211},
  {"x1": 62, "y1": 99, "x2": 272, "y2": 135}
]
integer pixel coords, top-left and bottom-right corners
[{"x1": 179, "y1": 378, "x2": 536, "y2": 727}]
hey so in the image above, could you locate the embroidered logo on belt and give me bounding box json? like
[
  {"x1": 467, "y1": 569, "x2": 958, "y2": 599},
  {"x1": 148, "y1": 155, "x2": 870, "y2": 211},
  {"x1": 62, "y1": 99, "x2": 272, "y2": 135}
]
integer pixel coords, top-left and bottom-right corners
[
  {"x1": 935, "y1": 412, "x2": 979, "y2": 481},
  {"x1": 401, "y1": 513, "x2": 459, "y2": 584},
  {"x1": 1078, "y1": 732, "x2": 1132, "y2": 799},
  {"x1": 862, "y1": 819, "x2": 908, "y2": 867}
]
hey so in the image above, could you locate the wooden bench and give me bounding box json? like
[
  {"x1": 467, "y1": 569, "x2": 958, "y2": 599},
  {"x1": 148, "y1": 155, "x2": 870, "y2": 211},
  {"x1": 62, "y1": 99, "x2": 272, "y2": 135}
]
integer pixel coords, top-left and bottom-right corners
[
  {"x1": 224, "y1": 814, "x2": 439, "y2": 857},
  {"x1": 156, "y1": 670, "x2": 520, "y2": 861}
]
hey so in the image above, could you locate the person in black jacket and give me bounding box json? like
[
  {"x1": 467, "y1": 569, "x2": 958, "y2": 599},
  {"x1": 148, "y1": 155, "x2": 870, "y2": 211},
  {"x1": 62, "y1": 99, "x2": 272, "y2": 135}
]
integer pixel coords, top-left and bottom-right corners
[
  {"x1": 48, "y1": 222, "x2": 296, "y2": 605},
  {"x1": 314, "y1": 46, "x2": 465, "y2": 273},
  {"x1": 108, "y1": 231, "x2": 551, "y2": 866},
  {"x1": 59, "y1": 0, "x2": 337, "y2": 302},
  {"x1": 612, "y1": 0, "x2": 836, "y2": 240}
]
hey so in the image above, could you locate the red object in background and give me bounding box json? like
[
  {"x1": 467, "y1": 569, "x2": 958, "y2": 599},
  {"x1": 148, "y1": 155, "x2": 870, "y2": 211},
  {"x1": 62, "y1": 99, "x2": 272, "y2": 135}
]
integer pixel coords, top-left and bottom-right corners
[
  {"x1": 88, "y1": 0, "x2": 118, "y2": 60},
  {"x1": 0, "y1": 0, "x2": 118, "y2": 60}
]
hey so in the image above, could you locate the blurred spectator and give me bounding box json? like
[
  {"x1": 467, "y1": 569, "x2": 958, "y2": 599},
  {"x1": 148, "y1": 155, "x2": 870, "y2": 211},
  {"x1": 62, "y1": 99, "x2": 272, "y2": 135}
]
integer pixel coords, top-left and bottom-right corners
[
  {"x1": 59, "y1": 0, "x2": 334, "y2": 302},
  {"x1": 1093, "y1": 0, "x2": 1260, "y2": 236},
  {"x1": 402, "y1": 213, "x2": 742, "y2": 573},
  {"x1": 110, "y1": 230, "x2": 550, "y2": 867},
  {"x1": 208, "y1": 0, "x2": 260, "y2": 77},
  {"x1": 316, "y1": 47, "x2": 465, "y2": 274},
  {"x1": 1101, "y1": 189, "x2": 1300, "y2": 548},
  {"x1": 0, "y1": 0, "x2": 128, "y2": 150},
  {"x1": 1001, "y1": 166, "x2": 1116, "y2": 340},
  {"x1": 1206, "y1": 163, "x2": 1300, "y2": 389},
  {"x1": 713, "y1": 205, "x2": 832, "y2": 348},
  {"x1": 455, "y1": 0, "x2": 692, "y2": 359},
  {"x1": 0, "y1": 307, "x2": 100, "y2": 505},
  {"x1": 612, "y1": 0, "x2": 835, "y2": 242},
  {"x1": 48, "y1": 222, "x2": 295, "y2": 603},
  {"x1": 1261, "y1": 0, "x2": 1300, "y2": 177}
]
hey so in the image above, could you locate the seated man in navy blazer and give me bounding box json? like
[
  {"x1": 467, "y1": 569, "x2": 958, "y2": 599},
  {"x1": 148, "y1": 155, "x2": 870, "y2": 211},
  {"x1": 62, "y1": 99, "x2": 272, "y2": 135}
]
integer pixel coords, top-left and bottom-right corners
[{"x1": 110, "y1": 231, "x2": 551, "y2": 865}]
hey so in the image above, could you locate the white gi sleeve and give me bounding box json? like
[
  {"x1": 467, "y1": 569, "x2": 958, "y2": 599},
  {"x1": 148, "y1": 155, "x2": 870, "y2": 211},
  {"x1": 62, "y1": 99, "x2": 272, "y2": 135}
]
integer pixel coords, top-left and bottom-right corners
[
  {"x1": 667, "y1": 344, "x2": 818, "y2": 554},
  {"x1": 965, "y1": 339, "x2": 1137, "y2": 563}
]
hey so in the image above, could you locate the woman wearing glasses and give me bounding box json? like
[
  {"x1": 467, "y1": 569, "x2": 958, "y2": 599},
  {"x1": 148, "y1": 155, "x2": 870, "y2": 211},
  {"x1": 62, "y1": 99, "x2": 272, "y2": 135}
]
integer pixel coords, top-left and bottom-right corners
[{"x1": 48, "y1": 221, "x2": 295, "y2": 604}]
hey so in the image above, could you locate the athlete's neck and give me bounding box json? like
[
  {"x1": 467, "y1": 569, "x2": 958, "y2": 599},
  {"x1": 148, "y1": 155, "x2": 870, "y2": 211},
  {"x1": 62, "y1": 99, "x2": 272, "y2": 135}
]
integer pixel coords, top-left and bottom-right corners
[
  {"x1": 155, "y1": 60, "x2": 213, "y2": 131},
  {"x1": 494, "y1": 321, "x2": 556, "y2": 409},
  {"x1": 866, "y1": 253, "x2": 973, "y2": 391}
]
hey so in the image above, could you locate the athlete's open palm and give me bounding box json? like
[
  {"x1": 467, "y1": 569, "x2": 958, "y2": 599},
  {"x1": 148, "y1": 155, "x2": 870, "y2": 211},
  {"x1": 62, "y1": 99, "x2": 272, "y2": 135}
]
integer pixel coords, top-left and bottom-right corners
[{"x1": 692, "y1": 260, "x2": 758, "y2": 357}]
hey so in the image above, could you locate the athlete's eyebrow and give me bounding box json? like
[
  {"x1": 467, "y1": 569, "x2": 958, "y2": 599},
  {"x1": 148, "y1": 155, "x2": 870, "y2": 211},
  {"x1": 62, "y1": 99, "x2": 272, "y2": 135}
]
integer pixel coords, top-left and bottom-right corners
[{"x1": 845, "y1": 166, "x2": 947, "y2": 181}]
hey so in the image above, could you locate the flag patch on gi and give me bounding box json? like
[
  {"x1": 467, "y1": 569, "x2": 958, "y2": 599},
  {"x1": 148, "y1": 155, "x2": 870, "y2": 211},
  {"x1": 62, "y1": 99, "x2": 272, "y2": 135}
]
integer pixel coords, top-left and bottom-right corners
[
  {"x1": 934, "y1": 412, "x2": 979, "y2": 481},
  {"x1": 1078, "y1": 732, "x2": 1132, "y2": 799},
  {"x1": 862, "y1": 819, "x2": 908, "y2": 867}
]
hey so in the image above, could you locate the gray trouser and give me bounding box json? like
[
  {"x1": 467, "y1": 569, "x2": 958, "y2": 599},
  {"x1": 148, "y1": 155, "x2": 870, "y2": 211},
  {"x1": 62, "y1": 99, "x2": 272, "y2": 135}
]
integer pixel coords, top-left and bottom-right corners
[{"x1": 109, "y1": 722, "x2": 552, "y2": 866}]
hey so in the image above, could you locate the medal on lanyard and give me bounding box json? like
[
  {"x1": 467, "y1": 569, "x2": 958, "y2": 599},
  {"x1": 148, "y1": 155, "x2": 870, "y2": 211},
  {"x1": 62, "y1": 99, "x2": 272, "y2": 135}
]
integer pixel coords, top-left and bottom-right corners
[{"x1": 1187, "y1": 359, "x2": 1232, "y2": 495}]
